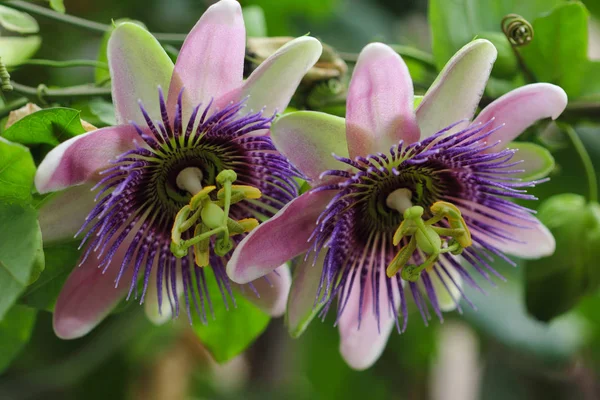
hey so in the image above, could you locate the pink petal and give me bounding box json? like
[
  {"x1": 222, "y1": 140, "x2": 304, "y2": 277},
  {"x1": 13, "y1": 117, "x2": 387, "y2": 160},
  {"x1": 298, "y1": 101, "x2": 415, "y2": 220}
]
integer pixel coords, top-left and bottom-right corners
[
  {"x1": 227, "y1": 189, "x2": 334, "y2": 284},
  {"x1": 454, "y1": 198, "x2": 555, "y2": 259},
  {"x1": 241, "y1": 265, "x2": 291, "y2": 317},
  {"x1": 144, "y1": 263, "x2": 183, "y2": 325},
  {"x1": 473, "y1": 83, "x2": 568, "y2": 152},
  {"x1": 167, "y1": 0, "x2": 245, "y2": 116},
  {"x1": 271, "y1": 111, "x2": 348, "y2": 182},
  {"x1": 338, "y1": 266, "x2": 401, "y2": 370},
  {"x1": 346, "y1": 43, "x2": 420, "y2": 158},
  {"x1": 35, "y1": 125, "x2": 139, "y2": 193},
  {"x1": 416, "y1": 39, "x2": 497, "y2": 138},
  {"x1": 229, "y1": 36, "x2": 322, "y2": 116},
  {"x1": 38, "y1": 185, "x2": 95, "y2": 243},
  {"x1": 286, "y1": 253, "x2": 325, "y2": 338},
  {"x1": 108, "y1": 22, "x2": 174, "y2": 125},
  {"x1": 53, "y1": 243, "x2": 134, "y2": 339}
]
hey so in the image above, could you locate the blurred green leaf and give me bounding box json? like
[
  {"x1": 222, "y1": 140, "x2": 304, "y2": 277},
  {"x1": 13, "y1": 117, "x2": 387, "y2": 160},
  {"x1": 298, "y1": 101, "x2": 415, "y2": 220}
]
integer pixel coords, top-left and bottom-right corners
[
  {"x1": 20, "y1": 240, "x2": 81, "y2": 311},
  {"x1": 0, "y1": 5, "x2": 38, "y2": 33},
  {"x1": 507, "y1": 142, "x2": 555, "y2": 180},
  {"x1": 464, "y1": 266, "x2": 589, "y2": 362},
  {"x1": 88, "y1": 98, "x2": 116, "y2": 126},
  {"x1": 525, "y1": 193, "x2": 600, "y2": 321},
  {"x1": 2, "y1": 107, "x2": 86, "y2": 147},
  {"x1": 0, "y1": 305, "x2": 36, "y2": 372},
  {"x1": 48, "y1": 0, "x2": 66, "y2": 14},
  {"x1": 244, "y1": 0, "x2": 338, "y2": 35},
  {"x1": 429, "y1": 0, "x2": 564, "y2": 70},
  {"x1": 243, "y1": 5, "x2": 267, "y2": 37},
  {"x1": 0, "y1": 203, "x2": 42, "y2": 320},
  {"x1": 519, "y1": 2, "x2": 590, "y2": 98},
  {"x1": 0, "y1": 36, "x2": 41, "y2": 67},
  {"x1": 0, "y1": 137, "x2": 35, "y2": 204},
  {"x1": 191, "y1": 269, "x2": 270, "y2": 363}
]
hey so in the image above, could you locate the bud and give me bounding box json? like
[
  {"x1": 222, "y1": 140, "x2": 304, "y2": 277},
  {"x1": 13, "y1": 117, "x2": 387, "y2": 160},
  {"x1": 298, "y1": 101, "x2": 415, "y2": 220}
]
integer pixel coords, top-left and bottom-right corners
[{"x1": 246, "y1": 37, "x2": 347, "y2": 83}]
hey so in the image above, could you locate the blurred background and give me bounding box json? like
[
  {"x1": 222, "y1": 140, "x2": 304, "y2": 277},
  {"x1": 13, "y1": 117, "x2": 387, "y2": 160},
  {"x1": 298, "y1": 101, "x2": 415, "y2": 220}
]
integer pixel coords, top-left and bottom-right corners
[{"x1": 1, "y1": 0, "x2": 599, "y2": 399}]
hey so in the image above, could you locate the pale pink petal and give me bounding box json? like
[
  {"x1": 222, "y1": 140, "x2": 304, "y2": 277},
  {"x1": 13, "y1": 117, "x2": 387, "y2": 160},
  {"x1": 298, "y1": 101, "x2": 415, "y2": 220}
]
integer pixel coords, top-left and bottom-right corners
[
  {"x1": 167, "y1": 0, "x2": 245, "y2": 115},
  {"x1": 229, "y1": 36, "x2": 322, "y2": 116},
  {"x1": 346, "y1": 43, "x2": 420, "y2": 158},
  {"x1": 453, "y1": 198, "x2": 555, "y2": 259},
  {"x1": 416, "y1": 39, "x2": 497, "y2": 138},
  {"x1": 38, "y1": 185, "x2": 95, "y2": 243},
  {"x1": 433, "y1": 259, "x2": 463, "y2": 312},
  {"x1": 242, "y1": 265, "x2": 291, "y2": 317},
  {"x1": 473, "y1": 83, "x2": 568, "y2": 152},
  {"x1": 338, "y1": 267, "x2": 401, "y2": 370},
  {"x1": 108, "y1": 22, "x2": 174, "y2": 125},
  {"x1": 286, "y1": 253, "x2": 325, "y2": 338},
  {"x1": 35, "y1": 125, "x2": 139, "y2": 193},
  {"x1": 144, "y1": 265, "x2": 183, "y2": 325},
  {"x1": 227, "y1": 189, "x2": 334, "y2": 284},
  {"x1": 271, "y1": 111, "x2": 348, "y2": 182},
  {"x1": 53, "y1": 243, "x2": 134, "y2": 339}
]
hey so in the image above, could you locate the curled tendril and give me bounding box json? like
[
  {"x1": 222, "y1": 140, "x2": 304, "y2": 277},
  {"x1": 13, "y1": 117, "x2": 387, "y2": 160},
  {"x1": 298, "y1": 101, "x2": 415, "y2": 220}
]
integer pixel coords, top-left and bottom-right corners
[
  {"x1": 306, "y1": 78, "x2": 344, "y2": 109},
  {"x1": 0, "y1": 58, "x2": 12, "y2": 91},
  {"x1": 501, "y1": 14, "x2": 534, "y2": 47}
]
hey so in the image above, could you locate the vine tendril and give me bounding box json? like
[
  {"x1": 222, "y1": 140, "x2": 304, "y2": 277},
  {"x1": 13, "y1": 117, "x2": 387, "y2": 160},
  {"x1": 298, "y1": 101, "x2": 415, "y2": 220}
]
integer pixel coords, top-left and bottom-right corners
[{"x1": 502, "y1": 14, "x2": 534, "y2": 47}]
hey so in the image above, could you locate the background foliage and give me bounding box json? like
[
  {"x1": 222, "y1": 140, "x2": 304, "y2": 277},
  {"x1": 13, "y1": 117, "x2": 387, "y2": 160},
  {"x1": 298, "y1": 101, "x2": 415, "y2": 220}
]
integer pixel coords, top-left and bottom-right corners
[{"x1": 0, "y1": 0, "x2": 599, "y2": 399}]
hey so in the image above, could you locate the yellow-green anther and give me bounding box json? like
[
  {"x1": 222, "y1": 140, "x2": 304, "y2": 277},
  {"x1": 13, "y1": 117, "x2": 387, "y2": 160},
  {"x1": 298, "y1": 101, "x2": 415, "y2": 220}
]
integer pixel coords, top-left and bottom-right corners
[
  {"x1": 171, "y1": 205, "x2": 192, "y2": 245},
  {"x1": 193, "y1": 224, "x2": 210, "y2": 267},
  {"x1": 190, "y1": 186, "x2": 216, "y2": 210},
  {"x1": 386, "y1": 236, "x2": 417, "y2": 277},
  {"x1": 430, "y1": 201, "x2": 472, "y2": 247}
]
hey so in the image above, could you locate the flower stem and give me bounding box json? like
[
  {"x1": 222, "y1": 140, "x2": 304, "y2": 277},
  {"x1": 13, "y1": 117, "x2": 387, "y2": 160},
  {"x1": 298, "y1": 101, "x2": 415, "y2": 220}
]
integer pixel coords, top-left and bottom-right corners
[
  {"x1": 559, "y1": 123, "x2": 598, "y2": 203},
  {"x1": 10, "y1": 81, "x2": 111, "y2": 102},
  {"x1": 15, "y1": 59, "x2": 108, "y2": 69},
  {"x1": 0, "y1": 97, "x2": 27, "y2": 118},
  {"x1": 1, "y1": 0, "x2": 187, "y2": 43}
]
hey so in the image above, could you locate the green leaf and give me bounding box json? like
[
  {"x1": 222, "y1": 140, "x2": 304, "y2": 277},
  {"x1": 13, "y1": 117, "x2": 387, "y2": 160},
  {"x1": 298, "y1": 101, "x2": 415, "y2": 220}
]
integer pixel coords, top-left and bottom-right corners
[
  {"x1": 507, "y1": 142, "x2": 555, "y2": 180},
  {"x1": 519, "y1": 2, "x2": 590, "y2": 98},
  {"x1": 48, "y1": 0, "x2": 66, "y2": 14},
  {"x1": 243, "y1": 5, "x2": 267, "y2": 37},
  {"x1": 20, "y1": 240, "x2": 81, "y2": 311},
  {"x1": 191, "y1": 269, "x2": 270, "y2": 363},
  {"x1": 429, "y1": 0, "x2": 565, "y2": 70},
  {"x1": 0, "y1": 137, "x2": 35, "y2": 204},
  {"x1": 0, "y1": 305, "x2": 36, "y2": 372},
  {"x1": 464, "y1": 265, "x2": 590, "y2": 362},
  {"x1": 525, "y1": 194, "x2": 600, "y2": 321},
  {"x1": 2, "y1": 107, "x2": 86, "y2": 147},
  {"x1": 0, "y1": 5, "x2": 39, "y2": 33},
  {"x1": 88, "y1": 98, "x2": 116, "y2": 126},
  {"x1": 0, "y1": 203, "x2": 42, "y2": 320},
  {"x1": 0, "y1": 36, "x2": 41, "y2": 67}
]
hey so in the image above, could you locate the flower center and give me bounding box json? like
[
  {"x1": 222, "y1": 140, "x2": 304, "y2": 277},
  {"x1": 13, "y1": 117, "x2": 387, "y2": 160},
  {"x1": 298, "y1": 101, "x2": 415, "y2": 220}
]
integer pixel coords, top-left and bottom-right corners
[{"x1": 170, "y1": 168, "x2": 261, "y2": 266}]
